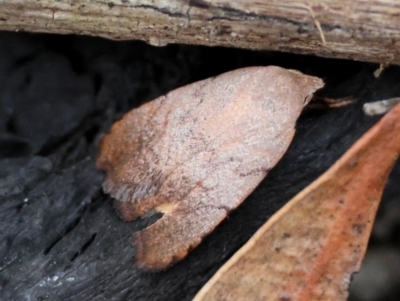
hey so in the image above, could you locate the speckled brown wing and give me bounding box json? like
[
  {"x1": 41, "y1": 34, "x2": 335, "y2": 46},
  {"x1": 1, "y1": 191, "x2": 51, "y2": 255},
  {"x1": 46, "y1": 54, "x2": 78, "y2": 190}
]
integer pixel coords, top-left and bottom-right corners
[{"x1": 96, "y1": 66, "x2": 324, "y2": 270}]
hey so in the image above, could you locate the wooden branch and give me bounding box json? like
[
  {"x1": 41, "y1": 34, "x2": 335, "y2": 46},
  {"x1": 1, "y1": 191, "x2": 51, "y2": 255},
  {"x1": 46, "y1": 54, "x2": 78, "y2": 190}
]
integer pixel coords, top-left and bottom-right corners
[{"x1": 1, "y1": 0, "x2": 400, "y2": 65}]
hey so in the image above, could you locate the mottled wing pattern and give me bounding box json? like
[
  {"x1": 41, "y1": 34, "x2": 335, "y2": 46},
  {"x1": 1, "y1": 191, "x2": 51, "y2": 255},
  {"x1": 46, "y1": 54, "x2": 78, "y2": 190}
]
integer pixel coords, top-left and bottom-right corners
[{"x1": 97, "y1": 66, "x2": 324, "y2": 269}]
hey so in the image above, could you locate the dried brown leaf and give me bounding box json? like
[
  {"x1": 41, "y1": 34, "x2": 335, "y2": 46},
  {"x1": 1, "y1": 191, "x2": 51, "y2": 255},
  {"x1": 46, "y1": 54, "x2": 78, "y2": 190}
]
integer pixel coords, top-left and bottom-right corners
[
  {"x1": 97, "y1": 66, "x2": 323, "y2": 270},
  {"x1": 194, "y1": 103, "x2": 400, "y2": 301}
]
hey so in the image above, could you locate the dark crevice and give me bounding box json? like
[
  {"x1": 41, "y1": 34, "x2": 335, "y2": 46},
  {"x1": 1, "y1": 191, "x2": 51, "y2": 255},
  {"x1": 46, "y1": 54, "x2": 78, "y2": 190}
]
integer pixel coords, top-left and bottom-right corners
[
  {"x1": 84, "y1": 123, "x2": 102, "y2": 144},
  {"x1": 43, "y1": 216, "x2": 82, "y2": 255},
  {"x1": 0, "y1": 138, "x2": 31, "y2": 158},
  {"x1": 13, "y1": 53, "x2": 37, "y2": 69},
  {"x1": 6, "y1": 114, "x2": 17, "y2": 134},
  {"x1": 43, "y1": 236, "x2": 63, "y2": 256},
  {"x1": 70, "y1": 233, "x2": 97, "y2": 262},
  {"x1": 87, "y1": 192, "x2": 107, "y2": 214},
  {"x1": 189, "y1": 0, "x2": 210, "y2": 9},
  {"x1": 80, "y1": 233, "x2": 97, "y2": 255},
  {"x1": 70, "y1": 252, "x2": 79, "y2": 262},
  {"x1": 137, "y1": 212, "x2": 164, "y2": 231}
]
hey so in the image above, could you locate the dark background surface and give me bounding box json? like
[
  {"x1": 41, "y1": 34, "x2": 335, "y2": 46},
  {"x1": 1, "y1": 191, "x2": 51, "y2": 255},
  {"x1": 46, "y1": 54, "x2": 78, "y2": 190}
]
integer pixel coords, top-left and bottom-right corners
[{"x1": 0, "y1": 31, "x2": 399, "y2": 301}]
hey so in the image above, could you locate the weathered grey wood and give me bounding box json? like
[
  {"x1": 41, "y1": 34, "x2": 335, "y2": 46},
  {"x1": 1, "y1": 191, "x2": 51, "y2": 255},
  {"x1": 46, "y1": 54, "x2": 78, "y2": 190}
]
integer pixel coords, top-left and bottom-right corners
[{"x1": 1, "y1": 0, "x2": 400, "y2": 65}]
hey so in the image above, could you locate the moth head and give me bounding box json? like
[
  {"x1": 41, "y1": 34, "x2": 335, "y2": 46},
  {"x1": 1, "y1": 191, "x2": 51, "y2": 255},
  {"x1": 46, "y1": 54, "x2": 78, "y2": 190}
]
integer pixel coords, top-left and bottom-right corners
[{"x1": 284, "y1": 69, "x2": 324, "y2": 107}]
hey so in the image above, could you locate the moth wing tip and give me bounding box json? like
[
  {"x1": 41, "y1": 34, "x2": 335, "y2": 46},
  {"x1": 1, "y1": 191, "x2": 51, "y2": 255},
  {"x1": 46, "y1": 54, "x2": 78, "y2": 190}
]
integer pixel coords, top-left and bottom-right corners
[{"x1": 133, "y1": 231, "x2": 178, "y2": 271}]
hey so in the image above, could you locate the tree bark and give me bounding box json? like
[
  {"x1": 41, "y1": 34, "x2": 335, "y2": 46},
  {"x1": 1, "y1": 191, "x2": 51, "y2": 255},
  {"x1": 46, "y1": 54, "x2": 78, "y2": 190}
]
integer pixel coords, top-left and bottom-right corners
[{"x1": 1, "y1": 0, "x2": 400, "y2": 65}]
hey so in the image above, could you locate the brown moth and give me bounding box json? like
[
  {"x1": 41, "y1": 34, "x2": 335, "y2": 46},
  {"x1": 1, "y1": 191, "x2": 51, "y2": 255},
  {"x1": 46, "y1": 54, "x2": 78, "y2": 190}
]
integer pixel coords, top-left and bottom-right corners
[{"x1": 97, "y1": 66, "x2": 324, "y2": 270}]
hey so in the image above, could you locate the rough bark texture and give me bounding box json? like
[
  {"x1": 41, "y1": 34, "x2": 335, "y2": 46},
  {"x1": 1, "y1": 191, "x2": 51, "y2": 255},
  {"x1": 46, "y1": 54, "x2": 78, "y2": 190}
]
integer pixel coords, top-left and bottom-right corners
[
  {"x1": 1, "y1": 32, "x2": 400, "y2": 301},
  {"x1": 1, "y1": 0, "x2": 400, "y2": 65}
]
